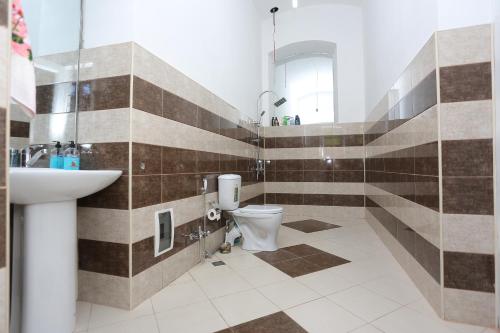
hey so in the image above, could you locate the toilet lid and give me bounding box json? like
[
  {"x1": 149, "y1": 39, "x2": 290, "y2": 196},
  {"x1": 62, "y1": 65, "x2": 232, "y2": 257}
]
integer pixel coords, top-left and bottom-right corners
[{"x1": 239, "y1": 205, "x2": 283, "y2": 214}]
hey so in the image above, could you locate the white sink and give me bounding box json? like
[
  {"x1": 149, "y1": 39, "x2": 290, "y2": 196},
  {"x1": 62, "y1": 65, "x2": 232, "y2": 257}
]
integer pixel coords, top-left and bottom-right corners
[
  {"x1": 10, "y1": 167, "x2": 122, "y2": 204},
  {"x1": 9, "y1": 167, "x2": 122, "y2": 333}
]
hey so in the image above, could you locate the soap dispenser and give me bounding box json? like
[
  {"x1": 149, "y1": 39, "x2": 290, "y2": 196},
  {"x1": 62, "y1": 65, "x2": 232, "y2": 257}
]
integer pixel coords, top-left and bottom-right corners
[
  {"x1": 49, "y1": 141, "x2": 64, "y2": 169},
  {"x1": 63, "y1": 141, "x2": 80, "y2": 170}
]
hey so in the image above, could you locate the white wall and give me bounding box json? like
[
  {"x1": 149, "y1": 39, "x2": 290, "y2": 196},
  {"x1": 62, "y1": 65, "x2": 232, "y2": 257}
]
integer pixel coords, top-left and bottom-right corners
[
  {"x1": 363, "y1": 0, "x2": 493, "y2": 115},
  {"x1": 24, "y1": 0, "x2": 81, "y2": 57},
  {"x1": 261, "y1": 4, "x2": 366, "y2": 123},
  {"x1": 84, "y1": 0, "x2": 262, "y2": 120}
]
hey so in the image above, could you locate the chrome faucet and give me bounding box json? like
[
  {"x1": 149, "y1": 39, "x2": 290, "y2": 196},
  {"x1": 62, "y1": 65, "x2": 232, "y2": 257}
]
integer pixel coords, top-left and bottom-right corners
[{"x1": 21, "y1": 145, "x2": 48, "y2": 168}]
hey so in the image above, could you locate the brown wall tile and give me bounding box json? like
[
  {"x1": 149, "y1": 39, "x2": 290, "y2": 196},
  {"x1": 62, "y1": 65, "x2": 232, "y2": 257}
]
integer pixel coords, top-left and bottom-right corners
[
  {"x1": 78, "y1": 239, "x2": 129, "y2": 277},
  {"x1": 415, "y1": 234, "x2": 441, "y2": 283},
  {"x1": 331, "y1": 195, "x2": 365, "y2": 207},
  {"x1": 37, "y1": 82, "x2": 76, "y2": 114},
  {"x1": 444, "y1": 251, "x2": 494, "y2": 292},
  {"x1": 162, "y1": 90, "x2": 198, "y2": 127},
  {"x1": 80, "y1": 142, "x2": 129, "y2": 172},
  {"x1": 132, "y1": 76, "x2": 162, "y2": 116},
  {"x1": 440, "y1": 62, "x2": 492, "y2": 103},
  {"x1": 132, "y1": 175, "x2": 162, "y2": 209},
  {"x1": 10, "y1": 120, "x2": 30, "y2": 138},
  {"x1": 334, "y1": 158, "x2": 364, "y2": 171},
  {"x1": 79, "y1": 75, "x2": 131, "y2": 111},
  {"x1": 0, "y1": 0, "x2": 7, "y2": 27},
  {"x1": 334, "y1": 171, "x2": 364, "y2": 183},
  {"x1": 276, "y1": 159, "x2": 304, "y2": 171},
  {"x1": 414, "y1": 142, "x2": 438, "y2": 176},
  {"x1": 162, "y1": 174, "x2": 199, "y2": 202},
  {"x1": 198, "y1": 151, "x2": 220, "y2": 173},
  {"x1": 413, "y1": 70, "x2": 437, "y2": 115},
  {"x1": 132, "y1": 143, "x2": 161, "y2": 175},
  {"x1": 442, "y1": 139, "x2": 493, "y2": 177},
  {"x1": 303, "y1": 171, "x2": 333, "y2": 182},
  {"x1": 0, "y1": 190, "x2": 5, "y2": 268},
  {"x1": 443, "y1": 177, "x2": 493, "y2": 215},
  {"x1": 78, "y1": 175, "x2": 129, "y2": 210},
  {"x1": 162, "y1": 147, "x2": 198, "y2": 174},
  {"x1": 197, "y1": 107, "x2": 220, "y2": 134},
  {"x1": 275, "y1": 137, "x2": 304, "y2": 148}
]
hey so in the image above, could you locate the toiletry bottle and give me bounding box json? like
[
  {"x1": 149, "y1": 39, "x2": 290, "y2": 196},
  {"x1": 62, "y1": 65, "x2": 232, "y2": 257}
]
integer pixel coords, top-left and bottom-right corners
[
  {"x1": 295, "y1": 115, "x2": 301, "y2": 125},
  {"x1": 282, "y1": 116, "x2": 288, "y2": 126},
  {"x1": 63, "y1": 141, "x2": 80, "y2": 170},
  {"x1": 49, "y1": 141, "x2": 64, "y2": 169},
  {"x1": 276, "y1": 117, "x2": 280, "y2": 126}
]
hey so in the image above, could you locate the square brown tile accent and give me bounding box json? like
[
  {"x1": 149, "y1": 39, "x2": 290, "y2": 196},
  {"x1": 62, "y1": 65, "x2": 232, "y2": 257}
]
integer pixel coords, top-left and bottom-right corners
[
  {"x1": 131, "y1": 143, "x2": 162, "y2": 175},
  {"x1": 442, "y1": 176, "x2": 493, "y2": 215},
  {"x1": 78, "y1": 176, "x2": 129, "y2": 210},
  {"x1": 283, "y1": 219, "x2": 341, "y2": 233},
  {"x1": 254, "y1": 244, "x2": 350, "y2": 277},
  {"x1": 10, "y1": 120, "x2": 30, "y2": 138},
  {"x1": 218, "y1": 311, "x2": 306, "y2": 333},
  {"x1": 80, "y1": 143, "x2": 129, "y2": 172},
  {"x1": 444, "y1": 251, "x2": 495, "y2": 293},
  {"x1": 442, "y1": 139, "x2": 493, "y2": 177},
  {"x1": 440, "y1": 62, "x2": 492, "y2": 103},
  {"x1": 162, "y1": 90, "x2": 198, "y2": 127},
  {"x1": 132, "y1": 175, "x2": 162, "y2": 209}
]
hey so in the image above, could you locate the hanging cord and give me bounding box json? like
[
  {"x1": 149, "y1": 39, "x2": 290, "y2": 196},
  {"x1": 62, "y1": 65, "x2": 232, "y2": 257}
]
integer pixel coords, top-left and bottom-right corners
[{"x1": 270, "y1": 7, "x2": 279, "y2": 64}]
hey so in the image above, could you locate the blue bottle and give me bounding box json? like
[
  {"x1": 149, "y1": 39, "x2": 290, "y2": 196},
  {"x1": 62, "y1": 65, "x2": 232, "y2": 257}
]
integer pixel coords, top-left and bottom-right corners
[
  {"x1": 63, "y1": 141, "x2": 80, "y2": 170},
  {"x1": 49, "y1": 141, "x2": 64, "y2": 169}
]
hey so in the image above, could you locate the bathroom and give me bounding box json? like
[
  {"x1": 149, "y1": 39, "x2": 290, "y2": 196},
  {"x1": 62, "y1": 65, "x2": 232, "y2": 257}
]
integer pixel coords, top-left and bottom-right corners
[{"x1": 0, "y1": 0, "x2": 499, "y2": 332}]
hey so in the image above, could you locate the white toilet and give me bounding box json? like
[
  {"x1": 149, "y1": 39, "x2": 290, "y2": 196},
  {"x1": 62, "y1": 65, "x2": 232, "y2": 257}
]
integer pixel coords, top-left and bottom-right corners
[{"x1": 218, "y1": 174, "x2": 283, "y2": 251}]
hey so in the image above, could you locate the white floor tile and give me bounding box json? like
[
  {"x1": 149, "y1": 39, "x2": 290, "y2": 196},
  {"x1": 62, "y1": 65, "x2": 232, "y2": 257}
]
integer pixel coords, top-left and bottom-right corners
[
  {"x1": 75, "y1": 301, "x2": 91, "y2": 332},
  {"x1": 212, "y1": 289, "x2": 279, "y2": 326},
  {"x1": 151, "y1": 281, "x2": 207, "y2": 313},
  {"x1": 88, "y1": 299, "x2": 154, "y2": 329},
  {"x1": 223, "y1": 253, "x2": 267, "y2": 271},
  {"x1": 237, "y1": 263, "x2": 291, "y2": 287},
  {"x1": 156, "y1": 300, "x2": 228, "y2": 333},
  {"x1": 350, "y1": 325, "x2": 383, "y2": 333},
  {"x1": 285, "y1": 298, "x2": 365, "y2": 333},
  {"x1": 170, "y1": 272, "x2": 194, "y2": 286},
  {"x1": 258, "y1": 279, "x2": 321, "y2": 310},
  {"x1": 87, "y1": 315, "x2": 159, "y2": 333},
  {"x1": 361, "y1": 274, "x2": 422, "y2": 305},
  {"x1": 215, "y1": 245, "x2": 257, "y2": 259},
  {"x1": 189, "y1": 260, "x2": 233, "y2": 281},
  {"x1": 327, "y1": 286, "x2": 401, "y2": 322},
  {"x1": 195, "y1": 270, "x2": 253, "y2": 299},
  {"x1": 372, "y1": 307, "x2": 457, "y2": 333},
  {"x1": 296, "y1": 268, "x2": 357, "y2": 296}
]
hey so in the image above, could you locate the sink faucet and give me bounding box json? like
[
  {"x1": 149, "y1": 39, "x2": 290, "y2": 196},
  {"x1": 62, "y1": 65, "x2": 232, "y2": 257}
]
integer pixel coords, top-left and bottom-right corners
[{"x1": 22, "y1": 145, "x2": 48, "y2": 168}]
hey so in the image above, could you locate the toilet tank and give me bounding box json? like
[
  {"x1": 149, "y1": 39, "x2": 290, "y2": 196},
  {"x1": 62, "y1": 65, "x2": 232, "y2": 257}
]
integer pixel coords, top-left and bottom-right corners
[{"x1": 218, "y1": 174, "x2": 241, "y2": 210}]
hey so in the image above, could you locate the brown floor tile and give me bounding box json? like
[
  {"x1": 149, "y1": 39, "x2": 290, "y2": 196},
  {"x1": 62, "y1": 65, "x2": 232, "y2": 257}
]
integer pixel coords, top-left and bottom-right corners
[
  {"x1": 282, "y1": 244, "x2": 325, "y2": 257},
  {"x1": 230, "y1": 312, "x2": 307, "y2": 333},
  {"x1": 254, "y1": 249, "x2": 299, "y2": 264},
  {"x1": 271, "y1": 258, "x2": 322, "y2": 277},
  {"x1": 283, "y1": 219, "x2": 341, "y2": 233},
  {"x1": 305, "y1": 252, "x2": 350, "y2": 269}
]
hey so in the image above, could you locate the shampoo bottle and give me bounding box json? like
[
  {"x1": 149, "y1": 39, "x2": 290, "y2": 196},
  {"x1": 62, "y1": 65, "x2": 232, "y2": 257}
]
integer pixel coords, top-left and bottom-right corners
[
  {"x1": 63, "y1": 141, "x2": 80, "y2": 170},
  {"x1": 295, "y1": 115, "x2": 301, "y2": 125},
  {"x1": 49, "y1": 141, "x2": 64, "y2": 169}
]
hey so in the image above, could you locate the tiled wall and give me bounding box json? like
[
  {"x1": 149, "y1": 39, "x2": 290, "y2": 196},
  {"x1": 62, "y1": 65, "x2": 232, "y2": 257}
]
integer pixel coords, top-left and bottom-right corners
[
  {"x1": 262, "y1": 123, "x2": 366, "y2": 221},
  {"x1": 42, "y1": 42, "x2": 265, "y2": 309},
  {"x1": 0, "y1": 0, "x2": 8, "y2": 331},
  {"x1": 364, "y1": 24, "x2": 495, "y2": 327}
]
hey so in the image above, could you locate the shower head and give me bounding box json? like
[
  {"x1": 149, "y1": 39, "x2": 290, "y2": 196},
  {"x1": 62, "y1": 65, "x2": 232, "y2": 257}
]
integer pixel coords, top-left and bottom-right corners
[
  {"x1": 274, "y1": 97, "x2": 287, "y2": 107},
  {"x1": 260, "y1": 110, "x2": 266, "y2": 117}
]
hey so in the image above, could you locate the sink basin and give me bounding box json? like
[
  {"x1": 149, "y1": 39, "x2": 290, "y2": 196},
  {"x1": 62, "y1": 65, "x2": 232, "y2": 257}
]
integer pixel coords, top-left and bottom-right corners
[
  {"x1": 10, "y1": 167, "x2": 122, "y2": 204},
  {"x1": 9, "y1": 167, "x2": 122, "y2": 333}
]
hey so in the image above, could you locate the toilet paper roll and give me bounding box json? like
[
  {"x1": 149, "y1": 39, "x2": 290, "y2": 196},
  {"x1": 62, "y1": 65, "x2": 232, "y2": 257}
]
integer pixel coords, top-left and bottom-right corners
[{"x1": 207, "y1": 208, "x2": 220, "y2": 221}]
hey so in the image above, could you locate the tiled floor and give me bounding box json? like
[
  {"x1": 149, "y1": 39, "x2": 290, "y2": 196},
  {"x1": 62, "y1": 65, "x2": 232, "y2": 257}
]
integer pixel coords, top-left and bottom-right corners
[{"x1": 75, "y1": 215, "x2": 493, "y2": 333}]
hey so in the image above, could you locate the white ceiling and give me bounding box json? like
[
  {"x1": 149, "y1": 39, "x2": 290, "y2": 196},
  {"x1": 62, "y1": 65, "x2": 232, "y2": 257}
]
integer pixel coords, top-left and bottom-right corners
[{"x1": 252, "y1": 0, "x2": 363, "y2": 19}]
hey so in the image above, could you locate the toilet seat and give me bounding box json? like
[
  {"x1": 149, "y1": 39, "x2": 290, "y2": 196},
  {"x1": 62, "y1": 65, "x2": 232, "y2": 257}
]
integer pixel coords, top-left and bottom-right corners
[{"x1": 238, "y1": 205, "x2": 283, "y2": 214}]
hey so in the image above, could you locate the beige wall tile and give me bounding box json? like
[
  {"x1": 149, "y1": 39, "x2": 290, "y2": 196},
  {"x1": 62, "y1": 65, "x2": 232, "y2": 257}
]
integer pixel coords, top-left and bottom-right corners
[
  {"x1": 162, "y1": 242, "x2": 201, "y2": 287},
  {"x1": 30, "y1": 113, "x2": 76, "y2": 144},
  {"x1": 411, "y1": 34, "x2": 437, "y2": 88},
  {"x1": 440, "y1": 101, "x2": 493, "y2": 140},
  {"x1": 78, "y1": 108, "x2": 131, "y2": 143},
  {"x1": 33, "y1": 51, "x2": 78, "y2": 86},
  {"x1": 443, "y1": 288, "x2": 495, "y2": 327},
  {"x1": 78, "y1": 271, "x2": 130, "y2": 309},
  {"x1": 263, "y1": 146, "x2": 364, "y2": 160},
  {"x1": 437, "y1": 24, "x2": 492, "y2": 67},
  {"x1": 0, "y1": 27, "x2": 8, "y2": 109},
  {"x1": 265, "y1": 182, "x2": 364, "y2": 195},
  {"x1": 0, "y1": 268, "x2": 6, "y2": 333},
  {"x1": 240, "y1": 183, "x2": 265, "y2": 201},
  {"x1": 80, "y1": 43, "x2": 133, "y2": 81},
  {"x1": 131, "y1": 264, "x2": 162, "y2": 309},
  {"x1": 77, "y1": 208, "x2": 130, "y2": 244},
  {"x1": 442, "y1": 214, "x2": 494, "y2": 254},
  {"x1": 131, "y1": 109, "x2": 256, "y2": 158}
]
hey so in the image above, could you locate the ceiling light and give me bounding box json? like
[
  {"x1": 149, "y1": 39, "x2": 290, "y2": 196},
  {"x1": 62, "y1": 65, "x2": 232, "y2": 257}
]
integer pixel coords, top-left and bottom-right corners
[{"x1": 292, "y1": 0, "x2": 298, "y2": 8}]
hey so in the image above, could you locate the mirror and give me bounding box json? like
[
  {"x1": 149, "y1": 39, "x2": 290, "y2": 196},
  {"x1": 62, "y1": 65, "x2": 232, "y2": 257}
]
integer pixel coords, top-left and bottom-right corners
[
  {"x1": 266, "y1": 40, "x2": 338, "y2": 127},
  {"x1": 10, "y1": 0, "x2": 82, "y2": 150}
]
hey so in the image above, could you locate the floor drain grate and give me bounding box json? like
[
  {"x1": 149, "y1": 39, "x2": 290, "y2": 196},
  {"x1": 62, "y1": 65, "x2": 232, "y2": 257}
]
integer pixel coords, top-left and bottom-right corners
[{"x1": 212, "y1": 261, "x2": 226, "y2": 267}]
